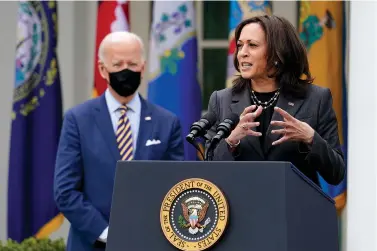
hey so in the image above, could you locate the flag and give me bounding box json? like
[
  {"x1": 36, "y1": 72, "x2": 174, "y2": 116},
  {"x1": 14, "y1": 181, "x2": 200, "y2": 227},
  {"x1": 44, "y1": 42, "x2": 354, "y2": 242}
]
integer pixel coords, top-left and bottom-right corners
[
  {"x1": 298, "y1": 1, "x2": 347, "y2": 212},
  {"x1": 92, "y1": 0, "x2": 130, "y2": 97},
  {"x1": 8, "y1": 0, "x2": 64, "y2": 242},
  {"x1": 226, "y1": 1, "x2": 272, "y2": 88},
  {"x1": 147, "y1": 1, "x2": 202, "y2": 160}
]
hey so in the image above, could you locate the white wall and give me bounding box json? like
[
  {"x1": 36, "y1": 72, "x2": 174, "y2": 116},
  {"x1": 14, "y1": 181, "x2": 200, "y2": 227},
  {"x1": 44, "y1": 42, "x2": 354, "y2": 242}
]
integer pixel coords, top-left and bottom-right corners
[
  {"x1": 0, "y1": 1, "x2": 354, "y2": 249},
  {"x1": 345, "y1": 2, "x2": 377, "y2": 251},
  {"x1": 0, "y1": 0, "x2": 18, "y2": 242}
]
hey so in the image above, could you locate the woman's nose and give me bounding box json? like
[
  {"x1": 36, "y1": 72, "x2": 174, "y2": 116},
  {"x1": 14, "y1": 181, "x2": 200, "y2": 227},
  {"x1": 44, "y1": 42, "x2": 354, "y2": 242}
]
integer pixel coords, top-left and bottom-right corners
[
  {"x1": 239, "y1": 47, "x2": 248, "y2": 57},
  {"x1": 239, "y1": 50, "x2": 248, "y2": 58}
]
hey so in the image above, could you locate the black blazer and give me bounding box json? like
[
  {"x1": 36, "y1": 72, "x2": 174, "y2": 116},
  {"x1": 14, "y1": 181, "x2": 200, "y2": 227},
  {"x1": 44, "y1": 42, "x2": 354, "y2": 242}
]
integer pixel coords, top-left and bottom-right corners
[{"x1": 206, "y1": 84, "x2": 345, "y2": 186}]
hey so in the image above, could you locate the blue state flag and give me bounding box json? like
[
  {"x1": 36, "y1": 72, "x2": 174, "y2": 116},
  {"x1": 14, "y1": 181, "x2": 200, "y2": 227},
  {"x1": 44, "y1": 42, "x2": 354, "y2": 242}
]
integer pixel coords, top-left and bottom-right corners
[
  {"x1": 8, "y1": 0, "x2": 64, "y2": 242},
  {"x1": 147, "y1": 1, "x2": 202, "y2": 160}
]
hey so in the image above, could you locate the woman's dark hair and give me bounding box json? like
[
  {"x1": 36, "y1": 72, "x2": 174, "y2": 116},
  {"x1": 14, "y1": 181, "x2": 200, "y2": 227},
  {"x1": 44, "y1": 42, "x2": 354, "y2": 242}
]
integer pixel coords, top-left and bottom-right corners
[{"x1": 232, "y1": 15, "x2": 314, "y2": 98}]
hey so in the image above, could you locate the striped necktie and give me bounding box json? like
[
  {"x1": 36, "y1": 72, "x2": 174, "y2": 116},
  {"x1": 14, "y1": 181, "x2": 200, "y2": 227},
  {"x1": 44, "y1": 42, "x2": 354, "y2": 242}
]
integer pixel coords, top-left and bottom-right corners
[{"x1": 116, "y1": 105, "x2": 133, "y2": 161}]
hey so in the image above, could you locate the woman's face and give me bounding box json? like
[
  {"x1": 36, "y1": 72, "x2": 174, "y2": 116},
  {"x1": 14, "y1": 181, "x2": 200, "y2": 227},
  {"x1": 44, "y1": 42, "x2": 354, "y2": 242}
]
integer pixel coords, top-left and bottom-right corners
[{"x1": 236, "y1": 23, "x2": 268, "y2": 80}]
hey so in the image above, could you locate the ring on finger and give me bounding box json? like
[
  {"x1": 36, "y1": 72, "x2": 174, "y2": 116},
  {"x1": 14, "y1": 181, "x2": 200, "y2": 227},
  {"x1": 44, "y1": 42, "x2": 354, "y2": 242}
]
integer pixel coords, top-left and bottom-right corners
[{"x1": 242, "y1": 124, "x2": 248, "y2": 130}]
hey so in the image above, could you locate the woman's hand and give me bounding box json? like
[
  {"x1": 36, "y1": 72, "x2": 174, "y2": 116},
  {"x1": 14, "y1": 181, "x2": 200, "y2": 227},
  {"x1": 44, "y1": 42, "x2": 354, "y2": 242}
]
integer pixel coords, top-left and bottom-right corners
[
  {"x1": 270, "y1": 107, "x2": 315, "y2": 145},
  {"x1": 226, "y1": 105, "x2": 263, "y2": 145}
]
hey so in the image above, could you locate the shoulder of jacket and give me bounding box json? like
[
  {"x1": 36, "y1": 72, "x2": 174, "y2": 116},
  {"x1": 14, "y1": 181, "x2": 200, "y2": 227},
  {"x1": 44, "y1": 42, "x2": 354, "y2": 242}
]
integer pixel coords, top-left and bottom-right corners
[
  {"x1": 64, "y1": 97, "x2": 100, "y2": 118},
  {"x1": 213, "y1": 87, "x2": 233, "y2": 99},
  {"x1": 307, "y1": 84, "x2": 331, "y2": 97}
]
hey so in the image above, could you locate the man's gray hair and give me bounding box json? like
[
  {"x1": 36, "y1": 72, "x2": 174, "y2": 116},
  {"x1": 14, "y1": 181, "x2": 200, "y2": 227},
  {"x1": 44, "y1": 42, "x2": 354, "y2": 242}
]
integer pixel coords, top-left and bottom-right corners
[{"x1": 98, "y1": 31, "x2": 145, "y2": 62}]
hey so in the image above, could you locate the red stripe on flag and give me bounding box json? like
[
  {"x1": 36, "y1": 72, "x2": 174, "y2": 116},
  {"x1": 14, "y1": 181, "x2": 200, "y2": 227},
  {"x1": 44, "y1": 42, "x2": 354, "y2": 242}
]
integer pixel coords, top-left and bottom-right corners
[
  {"x1": 228, "y1": 38, "x2": 236, "y2": 55},
  {"x1": 93, "y1": 1, "x2": 130, "y2": 97}
]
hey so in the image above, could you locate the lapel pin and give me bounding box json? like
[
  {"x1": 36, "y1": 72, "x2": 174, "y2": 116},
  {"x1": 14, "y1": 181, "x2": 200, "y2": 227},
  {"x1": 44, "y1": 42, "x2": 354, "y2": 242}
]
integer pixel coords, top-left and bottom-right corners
[
  {"x1": 145, "y1": 116, "x2": 151, "y2": 121},
  {"x1": 288, "y1": 102, "x2": 294, "y2": 106}
]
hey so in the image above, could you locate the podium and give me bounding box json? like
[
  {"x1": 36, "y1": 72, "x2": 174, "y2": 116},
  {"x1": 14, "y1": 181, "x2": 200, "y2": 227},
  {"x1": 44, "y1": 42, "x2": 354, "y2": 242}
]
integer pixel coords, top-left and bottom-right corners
[{"x1": 106, "y1": 161, "x2": 338, "y2": 251}]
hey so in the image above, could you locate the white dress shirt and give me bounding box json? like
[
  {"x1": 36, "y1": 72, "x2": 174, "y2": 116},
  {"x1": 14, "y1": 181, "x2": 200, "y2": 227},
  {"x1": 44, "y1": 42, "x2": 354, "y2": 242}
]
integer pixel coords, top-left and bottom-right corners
[{"x1": 98, "y1": 89, "x2": 141, "y2": 243}]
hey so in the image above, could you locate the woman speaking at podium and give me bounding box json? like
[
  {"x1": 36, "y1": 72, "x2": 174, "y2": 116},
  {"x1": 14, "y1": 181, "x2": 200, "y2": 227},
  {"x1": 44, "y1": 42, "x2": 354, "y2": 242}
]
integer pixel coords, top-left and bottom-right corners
[{"x1": 206, "y1": 15, "x2": 345, "y2": 186}]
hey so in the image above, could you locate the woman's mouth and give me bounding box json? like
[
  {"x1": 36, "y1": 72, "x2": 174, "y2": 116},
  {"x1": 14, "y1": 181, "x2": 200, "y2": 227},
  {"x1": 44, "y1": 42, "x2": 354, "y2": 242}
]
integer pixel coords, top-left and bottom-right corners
[{"x1": 240, "y1": 62, "x2": 252, "y2": 71}]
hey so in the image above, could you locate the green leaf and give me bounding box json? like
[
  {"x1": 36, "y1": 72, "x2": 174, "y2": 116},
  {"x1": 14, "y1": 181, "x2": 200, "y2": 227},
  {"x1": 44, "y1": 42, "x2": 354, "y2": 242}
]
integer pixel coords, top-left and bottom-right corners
[
  {"x1": 0, "y1": 237, "x2": 66, "y2": 251},
  {"x1": 169, "y1": 62, "x2": 178, "y2": 74},
  {"x1": 178, "y1": 215, "x2": 187, "y2": 228},
  {"x1": 161, "y1": 13, "x2": 169, "y2": 22},
  {"x1": 184, "y1": 20, "x2": 191, "y2": 28},
  {"x1": 179, "y1": 4, "x2": 187, "y2": 14},
  {"x1": 161, "y1": 58, "x2": 169, "y2": 73},
  {"x1": 159, "y1": 34, "x2": 166, "y2": 43}
]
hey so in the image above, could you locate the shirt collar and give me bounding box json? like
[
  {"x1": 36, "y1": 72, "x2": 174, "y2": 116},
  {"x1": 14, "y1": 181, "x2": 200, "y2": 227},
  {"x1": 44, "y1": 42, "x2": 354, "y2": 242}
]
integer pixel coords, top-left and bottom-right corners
[{"x1": 105, "y1": 88, "x2": 141, "y2": 114}]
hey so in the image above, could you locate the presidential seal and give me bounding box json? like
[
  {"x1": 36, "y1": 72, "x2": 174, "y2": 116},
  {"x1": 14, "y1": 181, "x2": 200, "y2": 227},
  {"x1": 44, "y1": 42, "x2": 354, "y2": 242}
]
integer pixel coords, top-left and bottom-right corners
[{"x1": 160, "y1": 178, "x2": 229, "y2": 251}]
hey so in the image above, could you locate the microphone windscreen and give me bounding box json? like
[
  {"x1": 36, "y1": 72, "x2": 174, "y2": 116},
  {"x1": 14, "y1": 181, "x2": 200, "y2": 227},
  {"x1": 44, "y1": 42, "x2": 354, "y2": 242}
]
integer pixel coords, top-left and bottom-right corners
[
  {"x1": 225, "y1": 113, "x2": 240, "y2": 126},
  {"x1": 201, "y1": 112, "x2": 217, "y2": 125}
]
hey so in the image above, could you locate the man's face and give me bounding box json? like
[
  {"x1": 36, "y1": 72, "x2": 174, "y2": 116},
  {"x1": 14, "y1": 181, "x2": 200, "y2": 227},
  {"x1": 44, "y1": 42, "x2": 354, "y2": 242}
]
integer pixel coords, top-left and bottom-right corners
[{"x1": 98, "y1": 39, "x2": 145, "y2": 83}]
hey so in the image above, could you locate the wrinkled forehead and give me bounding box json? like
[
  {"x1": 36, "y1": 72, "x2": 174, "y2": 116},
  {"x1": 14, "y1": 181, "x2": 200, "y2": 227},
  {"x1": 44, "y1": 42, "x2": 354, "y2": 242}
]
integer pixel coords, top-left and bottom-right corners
[{"x1": 104, "y1": 40, "x2": 143, "y2": 63}]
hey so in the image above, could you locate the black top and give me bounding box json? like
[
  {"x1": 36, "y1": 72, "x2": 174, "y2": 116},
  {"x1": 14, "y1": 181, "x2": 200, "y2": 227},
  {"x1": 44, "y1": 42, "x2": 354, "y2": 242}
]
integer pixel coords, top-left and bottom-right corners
[{"x1": 247, "y1": 86, "x2": 279, "y2": 152}]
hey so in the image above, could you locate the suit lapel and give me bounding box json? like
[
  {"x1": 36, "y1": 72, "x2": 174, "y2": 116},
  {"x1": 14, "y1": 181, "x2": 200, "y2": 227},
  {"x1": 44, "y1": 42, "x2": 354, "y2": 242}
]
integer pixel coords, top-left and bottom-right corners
[
  {"x1": 94, "y1": 95, "x2": 121, "y2": 161},
  {"x1": 230, "y1": 87, "x2": 264, "y2": 158},
  {"x1": 264, "y1": 94, "x2": 305, "y2": 153},
  {"x1": 134, "y1": 97, "x2": 154, "y2": 160}
]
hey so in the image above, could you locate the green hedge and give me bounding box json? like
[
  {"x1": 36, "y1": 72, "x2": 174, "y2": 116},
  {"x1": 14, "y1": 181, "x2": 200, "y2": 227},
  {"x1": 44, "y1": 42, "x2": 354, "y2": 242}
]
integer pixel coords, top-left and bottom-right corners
[{"x1": 0, "y1": 238, "x2": 65, "y2": 251}]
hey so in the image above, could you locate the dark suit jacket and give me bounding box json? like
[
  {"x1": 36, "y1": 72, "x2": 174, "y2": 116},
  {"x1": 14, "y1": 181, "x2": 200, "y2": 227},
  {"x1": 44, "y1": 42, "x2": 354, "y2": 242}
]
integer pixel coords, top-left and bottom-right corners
[
  {"x1": 54, "y1": 94, "x2": 184, "y2": 251},
  {"x1": 206, "y1": 84, "x2": 345, "y2": 186}
]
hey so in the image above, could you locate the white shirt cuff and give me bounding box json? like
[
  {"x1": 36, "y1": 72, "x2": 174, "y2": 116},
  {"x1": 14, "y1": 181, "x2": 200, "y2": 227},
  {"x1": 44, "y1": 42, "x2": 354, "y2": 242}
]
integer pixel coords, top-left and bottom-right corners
[{"x1": 98, "y1": 227, "x2": 108, "y2": 243}]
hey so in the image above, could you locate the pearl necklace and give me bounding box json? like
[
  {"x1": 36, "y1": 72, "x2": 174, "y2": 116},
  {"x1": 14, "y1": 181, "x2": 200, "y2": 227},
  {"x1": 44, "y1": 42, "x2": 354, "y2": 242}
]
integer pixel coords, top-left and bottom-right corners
[{"x1": 250, "y1": 89, "x2": 280, "y2": 109}]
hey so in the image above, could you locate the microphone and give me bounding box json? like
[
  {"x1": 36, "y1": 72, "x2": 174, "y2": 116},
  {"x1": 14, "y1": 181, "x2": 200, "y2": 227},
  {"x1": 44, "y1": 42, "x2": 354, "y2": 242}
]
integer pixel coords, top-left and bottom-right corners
[
  {"x1": 212, "y1": 113, "x2": 240, "y2": 143},
  {"x1": 186, "y1": 112, "x2": 217, "y2": 143},
  {"x1": 205, "y1": 113, "x2": 240, "y2": 161}
]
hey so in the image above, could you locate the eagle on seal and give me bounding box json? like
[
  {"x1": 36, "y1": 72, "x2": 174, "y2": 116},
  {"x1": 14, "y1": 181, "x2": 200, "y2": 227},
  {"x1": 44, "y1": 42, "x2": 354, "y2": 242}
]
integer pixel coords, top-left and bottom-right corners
[{"x1": 181, "y1": 198, "x2": 210, "y2": 235}]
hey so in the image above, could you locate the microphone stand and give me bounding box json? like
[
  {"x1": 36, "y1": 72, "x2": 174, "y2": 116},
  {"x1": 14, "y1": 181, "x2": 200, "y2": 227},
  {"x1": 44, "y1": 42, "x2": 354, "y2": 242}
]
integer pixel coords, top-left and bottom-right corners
[
  {"x1": 204, "y1": 137, "x2": 220, "y2": 161},
  {"x1": 201, "y1": 134, "x2": 213, "y2": 161},
  {"x1": 204, "y1": 144, "x2": 214, "y2": 161},
  {"x1": 186, "y1": 134, "x2": 211, "y2": 161},
  {"x1": 186, "y1": 133, "x2": 221, "y2": 161}
]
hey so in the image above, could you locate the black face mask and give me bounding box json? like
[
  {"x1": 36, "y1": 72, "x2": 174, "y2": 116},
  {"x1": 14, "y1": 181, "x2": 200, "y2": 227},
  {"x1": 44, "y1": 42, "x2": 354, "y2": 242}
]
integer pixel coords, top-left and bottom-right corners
[{"x1": 108, "y1": 68, "x2": 141, "y2": 97}]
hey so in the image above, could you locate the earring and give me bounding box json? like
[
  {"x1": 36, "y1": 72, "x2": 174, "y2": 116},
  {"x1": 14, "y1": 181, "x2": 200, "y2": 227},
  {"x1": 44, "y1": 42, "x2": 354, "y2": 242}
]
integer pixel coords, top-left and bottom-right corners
[{"x1": 274, "y1": 61, "x2": 278, "y2": 66}]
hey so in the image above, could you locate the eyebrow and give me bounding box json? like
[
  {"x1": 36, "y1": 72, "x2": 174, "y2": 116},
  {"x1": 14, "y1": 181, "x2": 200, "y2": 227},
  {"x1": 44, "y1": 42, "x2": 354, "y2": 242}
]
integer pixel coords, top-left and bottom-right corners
[
  {"x1": 237, "y1": 39, "x2": 259, "y2": 43},
  {"x1": 111, "y1": 60, "x2": 140, "y2": 65}
]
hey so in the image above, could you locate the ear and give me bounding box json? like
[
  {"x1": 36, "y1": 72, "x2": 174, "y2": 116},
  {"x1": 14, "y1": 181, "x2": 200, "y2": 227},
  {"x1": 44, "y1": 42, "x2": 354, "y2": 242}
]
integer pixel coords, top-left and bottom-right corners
[
  {"x1": 98, "y1": 60, "x2": 108, "y2": 80},
  {"x1": 140, "y1": 59, "x2": 146, "y2": 79},
  {"x1": 141, "y1": 59, "x2": 147, "y2": 78}
]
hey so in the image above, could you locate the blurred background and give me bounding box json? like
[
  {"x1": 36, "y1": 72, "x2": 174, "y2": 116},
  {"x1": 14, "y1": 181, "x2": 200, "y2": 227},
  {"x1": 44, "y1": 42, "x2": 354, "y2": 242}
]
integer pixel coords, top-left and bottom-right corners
[{"x1": 0, "y1": 1, "x2": 374, "y2": 250}]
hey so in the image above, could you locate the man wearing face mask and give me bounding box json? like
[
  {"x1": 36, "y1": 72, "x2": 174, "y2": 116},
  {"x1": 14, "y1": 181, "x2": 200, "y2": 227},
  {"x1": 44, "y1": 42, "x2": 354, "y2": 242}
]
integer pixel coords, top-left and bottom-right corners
[{"x1": 53, "y1": 31, "x2": 184, "y2": 251}]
